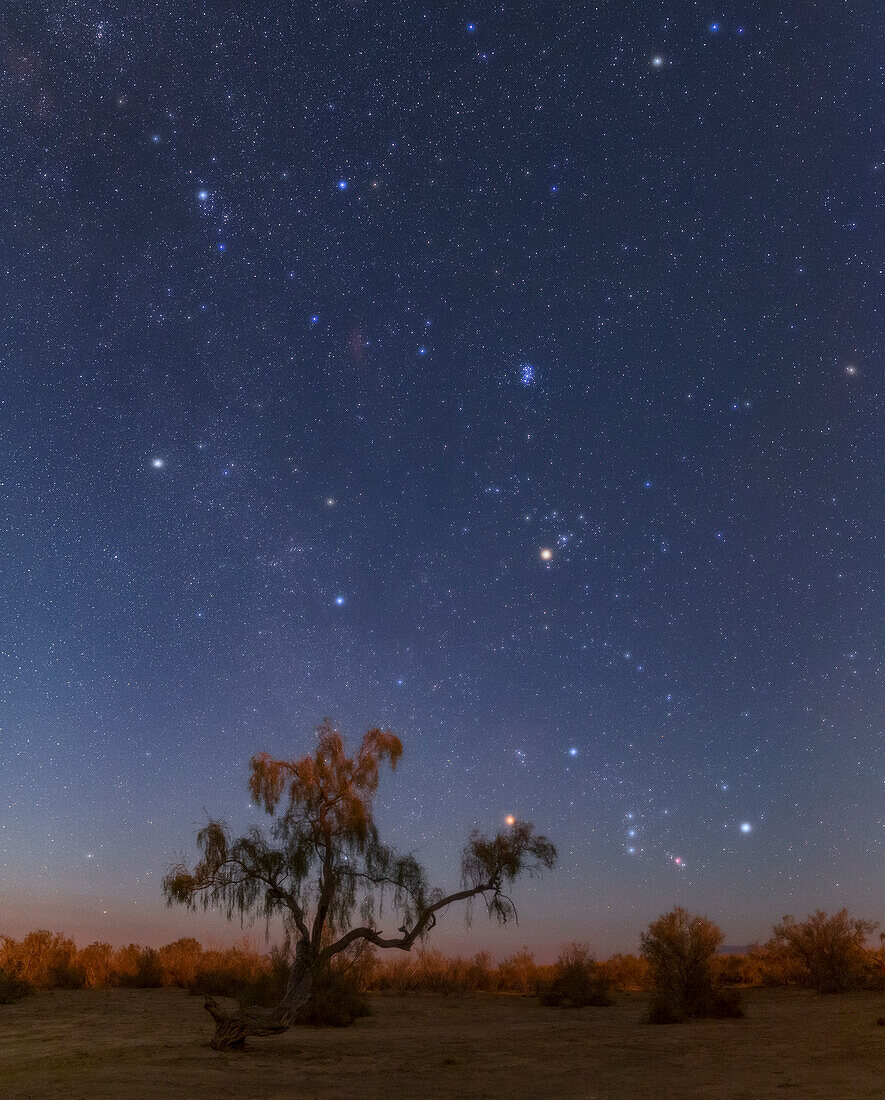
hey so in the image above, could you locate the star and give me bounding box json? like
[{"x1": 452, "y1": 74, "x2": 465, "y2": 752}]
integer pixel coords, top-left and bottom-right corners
[
  {"x1": 337, "y1": 179, "x2": 348, "y2": 190},
  {"x1": 740, "y1": 822, "x2": 753, "y2": 834},
  {"x1": 151, "y1": 458, "x2": 165, "y2": 469},
  {"x1": 651, "y1": 56, "x2": 664, "y2": 68},
  {"x1": 504, "y1": 814, "x2": 515, "y2": 826},
  {"x1": 334, "y1": 595, "x2": 345, "y2": 606},
  {"x1": 540, "y1": 547, "x2": 553, "y2": 562},
  {"x1": 844, "y1": 364, "x2": 858, "y2": 376}
]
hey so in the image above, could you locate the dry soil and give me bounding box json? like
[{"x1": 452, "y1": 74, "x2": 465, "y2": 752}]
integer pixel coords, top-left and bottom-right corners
[{"x1": 2, "y1": 987, "x2": 884, "y2": 1098}]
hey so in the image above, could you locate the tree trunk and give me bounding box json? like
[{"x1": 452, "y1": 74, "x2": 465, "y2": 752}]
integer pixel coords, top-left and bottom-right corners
[{"x1": 203, "y1": 939, "x2": 314, "y2": 1051}]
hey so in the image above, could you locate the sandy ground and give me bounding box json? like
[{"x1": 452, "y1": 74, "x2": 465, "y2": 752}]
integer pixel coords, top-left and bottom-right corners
[{"x1": 2, "y1": 987, "x2": 884, "y2": 1099}]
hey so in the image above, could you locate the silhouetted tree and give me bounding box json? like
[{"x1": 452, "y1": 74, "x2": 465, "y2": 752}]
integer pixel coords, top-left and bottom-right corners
[
  {"x1": 164, "y1": 720, "x2": 557, "y2": 1049},
  {"x1": 766, "y1": 910, "x2": 880, "y2": 993}
]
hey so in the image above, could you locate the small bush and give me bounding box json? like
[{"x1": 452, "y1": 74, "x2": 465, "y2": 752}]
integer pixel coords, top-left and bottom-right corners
[
  {"x1": 497, "y1": 949, "x2": 540, "y2": 994},
  {"x1": 78, "y1": 943, "x2": 115, "y2": 988},
  {"x1": 0, "y1": 970, "x2": 30, "y2": 1003},
  {"x1": 158, "y1": 938, "x2": 203, "y2": 988},
  {"x1": 117, "y1": 947, "x2": 163, "y2": 988},
  {"x1": 599, "y1": 953, "x2": 651, "y2": 991},
  {"x1": 538, "y1": 943, "x2": 614, "y2": 1008},
  {"x1": 640, "y1": 908, "x2": 744, "y2": 1024},
  {"x1": 292, "y1": 965, "x2": 371, "y2": 1027},
  {"x1": 0, "y1": 931, "x2": 83, "y2": 989}
]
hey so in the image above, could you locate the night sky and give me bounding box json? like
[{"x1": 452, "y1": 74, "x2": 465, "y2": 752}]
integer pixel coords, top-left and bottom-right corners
[{"x1": 2, "y1": 3, "x2": 881, "y2": 956}]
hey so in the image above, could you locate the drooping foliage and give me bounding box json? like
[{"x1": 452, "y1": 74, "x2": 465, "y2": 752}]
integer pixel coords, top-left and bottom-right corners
[
  {"x1": 163, "y1": 719, "x2": 557, "y2": 1047},
  {"x1": 164, "y1": 721, "x2": 428, "y2": 953}
]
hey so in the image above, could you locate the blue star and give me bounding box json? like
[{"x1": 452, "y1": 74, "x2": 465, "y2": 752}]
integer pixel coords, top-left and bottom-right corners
[
  {"x1": 466, "y1": 22, "x2": 476, "y2": 33},
  {"x1": 310, "y1": 315, "x2": 319, "y2": 325},
  {"x1": 217, "y1": 242, "x2": 226, "y2": 252},
  {"x1": 334, "y1": 595, "x2": 345, "y2": 606},
  {"x1": 337, "y1": 179, "x2": 348, "y2": 191},
  {"x1": 709, "y1": 21, "x2": 720, "y2": 33},
  {"x1": 197, "y1": 189, "x2": 209, "y2": 201},
  {"x1": 568, "y1": 747, "x2": 578, "y2": 757}
]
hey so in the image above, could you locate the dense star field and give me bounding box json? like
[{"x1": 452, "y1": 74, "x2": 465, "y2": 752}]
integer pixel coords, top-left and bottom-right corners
[{"x1": 1, "y1": 3, "x2": 881, "y2": 954}]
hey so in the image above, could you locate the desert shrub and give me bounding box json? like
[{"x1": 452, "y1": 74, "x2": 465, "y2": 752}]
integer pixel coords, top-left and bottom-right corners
[
  {"x1": 496, "y1": 949, "x2": 540, "y2": 994},
  {"x1": 122, "y1": 947, "x2": 163, "y2": 988},
  {"x1": 415, "y1": 949, "x2": 468, "y2": 994},
  {"x1": 766, "y1": 910, "x2": 880, "y2": 993},
  {"x1": 185, "y1": 942, "x2": 270, "y2": 998},
  {"x1": 112, "y1": 944, "x2": 164, "y2": 988},
  {"x1": 371, "y1": 953, "x2": 416, "y2": 992},
  {"x1": 755, "y1": 937, "x2": 806, "y2": 987},
  {"x1": 292, "y1": 965, "x2": 371, "y2": 1027},
  {"x1": 136, "y1": 947, "x2": 164, "y2": 987},
  {"x1": 640, "y1": 908, "x2": 744, "y2": 1023},
  {"x1": 336, "y1": 939, "x2": 379, "y2": 993},
  {"x1": 599, "y1": 953, "x2": 651, "y2": 991},
  {"x1": 0, "y1": 969, "x2": 30, "y2": 1003},
  {"x1": 733, "y1": 949, "x2": 764, "y2": 986},
  {"x1": 392, "y1": 949, "x2": 463, "y2": 994},
  {"x1": 0, "y1": 931, "x2": 83, "y2": 989},
  {"x1": 713, "y1": 953, "x2": 762, "y2": 985},
  {"x1": 77, "y1": 943, "x2": 115, "y2": 988},
  {"x1": 113, "y1": 944, "x2": 143, "y2": 986},
  {"x1": 234, "y1": 940, "x2": 369, "y2": 1026},
  {"x1": 235, "y1": 944, "x2": 289, "y2": 1008},
  {"x1": 158, "y1": 938, "x2": 203, "y2": 988},
  {"x1": 538, "y1": 943, "x2": 614, "y2": 1008},
  {"x1": 465, "y1": 950, "x2": 496, "y2": 992}
]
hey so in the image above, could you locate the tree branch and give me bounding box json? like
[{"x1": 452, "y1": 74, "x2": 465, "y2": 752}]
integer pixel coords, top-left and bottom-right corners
[{"x1": 319, "y1": 881, "x2": 500, "y2": 961}]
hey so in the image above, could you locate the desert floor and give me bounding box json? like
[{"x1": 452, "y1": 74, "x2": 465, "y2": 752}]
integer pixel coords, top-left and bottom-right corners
[{"x1": 3, "y1": 987, "x2": 884, "y2": 1099}]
